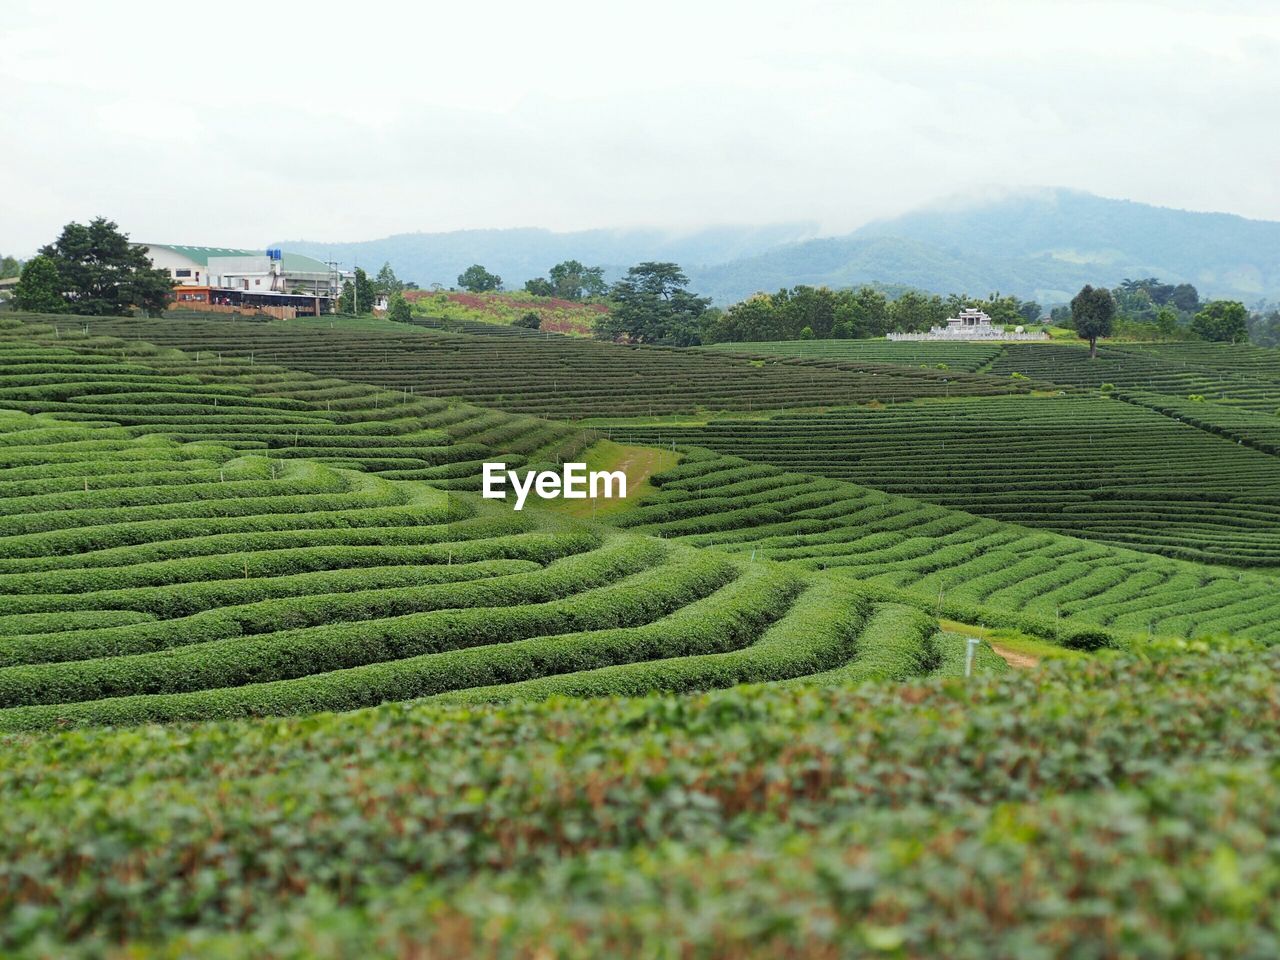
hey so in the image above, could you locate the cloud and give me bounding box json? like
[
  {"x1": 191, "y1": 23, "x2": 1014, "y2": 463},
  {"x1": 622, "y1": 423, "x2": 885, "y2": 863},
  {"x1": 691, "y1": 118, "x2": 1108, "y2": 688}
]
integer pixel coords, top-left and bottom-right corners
[{"x1": 2, "y1": 0, "x2": 1278, "y2": 253}]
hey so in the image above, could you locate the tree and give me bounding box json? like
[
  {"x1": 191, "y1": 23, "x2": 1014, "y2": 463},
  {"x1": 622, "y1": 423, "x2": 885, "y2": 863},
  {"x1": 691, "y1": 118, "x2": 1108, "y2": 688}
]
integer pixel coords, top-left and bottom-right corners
[
  {"x1": 36, "y1": 218, "x2": 173, "y2": 316},
  {"x1": 1191, "y1": 300, "x2": 1248, "y2": 343},
  {"x1": 785, "y1": 286, "x2": 838, "y2": 339},
  {"x1": 889, "y1": 290, "x2": 945, "y2": 332},
  {"x1": 13, "y1": 255, "x2": 66, "y2": 313},
  {"x1": 1247, "y1": 307, "x2": 1280, "y2": 348},
  {"x1": 1017, "y1": 300, "x2": 1043, "y2": 323},
  {"x1": 1169, "y1": 283, "x2": 1200, "y2": 313},
  {"x1": 596, "y1": 262, "x2": 710, "y2": 346},
  {"x1": 386, "y1": 290, "x2": 412, "y2": 323},
  {"x1": 715, "y1": 295, "x2": 787, "y2": 342},
  {"x1": 457, "y1": 264, "x2": 502, "y2": 293},
  {"x1": 979, "y1": 293, "x2": 1024, "y2": 326},
  {"x1": 548, "y1": 260, "x2": 607, "y2": 300},
  {"x1": 338, "y1": 268, "x2": 376, "y2": 315},
  {"x1": 1070, "y1": 284, "x2": 1116, "y2": 358},
  {"x1": 837, "y1": 287, "x2": 890, "y2": 338},
  {"x1": 1155, "y1": 306, "x2": 1179, "y2": 336},
  {"x1": 524, "y1": 277, "x2": 555, "y2": 297},
  {"x1": 0, "y1": 255, "x2": 22, "y2": 280},
  {"x1": 373, "y1": 262, "x2": 403, "y2": 298},
  {"x1": 515, "y1": 311, "x2": 543, "y2": 330}
]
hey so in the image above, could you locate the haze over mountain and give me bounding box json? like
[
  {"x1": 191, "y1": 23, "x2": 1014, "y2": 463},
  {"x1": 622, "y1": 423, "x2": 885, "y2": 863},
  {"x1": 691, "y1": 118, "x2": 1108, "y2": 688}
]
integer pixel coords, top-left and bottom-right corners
[
  {"x1": 278, "y1": 189, "x2": 1280, "y2": 306},
  {"x1": 275, "y1": 224, "x2": 819, "y2": 295}
]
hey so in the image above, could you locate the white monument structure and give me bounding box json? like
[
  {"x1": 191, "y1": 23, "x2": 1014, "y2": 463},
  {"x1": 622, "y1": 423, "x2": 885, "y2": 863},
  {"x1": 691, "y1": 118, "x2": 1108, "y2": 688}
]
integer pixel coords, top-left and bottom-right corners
[{"x1": 887, "y1": 307, "x2": 1048, "y2": 341}]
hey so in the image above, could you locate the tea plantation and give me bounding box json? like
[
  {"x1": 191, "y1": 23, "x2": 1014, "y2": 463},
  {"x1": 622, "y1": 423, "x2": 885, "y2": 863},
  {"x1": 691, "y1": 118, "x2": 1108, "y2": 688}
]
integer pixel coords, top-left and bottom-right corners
[
  {"x1": 619, "y1": 395, "x2": 1280, "y2": 566},
  {"x1": 68, "y1": 315, "x2": 1029, "y2": 417},
  {"x1": 991, "y1": 341, "x2": 1280, "y2": 411},
  {"x1": 2, "y1": 408, "x2": 987, "y2": 730},
  {"x1": 1, "y1": 312, "x2": 1279, "y2": 955},
  {"x1": 706, "y1": 337, "x2": 1006, "y2": 371}
]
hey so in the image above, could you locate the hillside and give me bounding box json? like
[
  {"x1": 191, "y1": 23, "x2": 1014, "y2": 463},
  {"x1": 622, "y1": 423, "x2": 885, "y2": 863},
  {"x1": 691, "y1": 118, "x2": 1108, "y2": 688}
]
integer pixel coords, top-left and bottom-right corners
[
  {"x1": 273, "y1": 223, "x2": 818, "y2": 290},
  {"x1": 274, "y1": 191, "x2": 1280, "y2": 307},
  {"x1": 5, "y1": 311, "x2": 1280, "y2": 953},
  {"x1": 692, "y1": 189, "x2": 1280, "y2": 304}
]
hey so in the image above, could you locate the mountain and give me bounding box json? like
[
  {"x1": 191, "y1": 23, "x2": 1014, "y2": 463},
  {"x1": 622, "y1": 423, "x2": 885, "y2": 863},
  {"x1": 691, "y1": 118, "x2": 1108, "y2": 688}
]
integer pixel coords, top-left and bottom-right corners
[
  {"x1": 690, "y1": 189, "x2": 1280, "y2": 305},
  {"x1": 686, "y1": 234, "x2": 1099, "y2": 305},
  {"x1": 278, "y1": 191, "x2": 1280, "y2": 306},
  {"x1": 272, "y1": 224, "x2": 819, "y2": 289}
]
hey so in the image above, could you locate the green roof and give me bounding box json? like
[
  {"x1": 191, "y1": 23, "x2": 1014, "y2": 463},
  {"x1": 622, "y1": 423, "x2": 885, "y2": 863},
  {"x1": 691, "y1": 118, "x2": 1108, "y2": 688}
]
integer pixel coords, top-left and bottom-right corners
[{"x1": 142, "y1": 244, "x2": 332, "y2": 275}]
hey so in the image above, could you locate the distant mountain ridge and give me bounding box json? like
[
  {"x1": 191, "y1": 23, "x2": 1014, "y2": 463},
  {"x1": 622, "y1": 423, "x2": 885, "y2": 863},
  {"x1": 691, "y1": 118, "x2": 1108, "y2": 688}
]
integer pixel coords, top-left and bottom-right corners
[
  {"x1": 690, "y1": 190, "x2": 1280, "y2": 305},
  {"x1": 273, "y1": 224, "x2": 819, "y2": 291},
  {"x1": 277, "y1": 190, "x2": 1280, "y2": 305}
]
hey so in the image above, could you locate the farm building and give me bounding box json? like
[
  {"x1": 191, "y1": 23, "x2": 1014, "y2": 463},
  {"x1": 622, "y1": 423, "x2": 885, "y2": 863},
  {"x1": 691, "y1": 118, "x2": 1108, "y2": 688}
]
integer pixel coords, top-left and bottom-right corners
[{"x1": 143, "y1": 243, "x2": 344, "y2": 317}]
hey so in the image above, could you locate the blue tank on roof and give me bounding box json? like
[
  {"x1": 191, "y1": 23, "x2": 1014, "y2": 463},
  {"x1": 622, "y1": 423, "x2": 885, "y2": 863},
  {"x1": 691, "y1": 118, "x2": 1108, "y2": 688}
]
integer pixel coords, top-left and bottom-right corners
[{"x1": 267, "y1": 248, "x2": 282, "y2": 261}]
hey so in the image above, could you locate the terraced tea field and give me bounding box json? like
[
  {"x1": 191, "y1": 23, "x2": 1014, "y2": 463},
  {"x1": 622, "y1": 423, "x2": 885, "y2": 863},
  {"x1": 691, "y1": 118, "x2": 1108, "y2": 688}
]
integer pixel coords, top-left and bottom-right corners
[
  {"x1": 619, "y1": 449, "x2": 1280, "y2": 642},
  {"x1": 65, "y1": 315, "x2": 1029, "y2": 417},
  {"x1": 620, "y1": 394, "x2": 1280, "y2": 567},
  {"x1": 0, "y1": 404, "x2": 1020, "y2": 732},
  {"x1": 5, "y1": 646, "x2": 1278, "y2": 958},
  {"x1": 706, "y1": 338, "x2": 1006, "y2": 371},
  {"x1": 0, "y1": 325, "x2": 593, "y2": 488},
  {"x1": 991, "y1": 341, "x2": 1280, "y2": 410},
  {"x1": 3, "y1": 310, "x2": 1280, "y2": 955}
]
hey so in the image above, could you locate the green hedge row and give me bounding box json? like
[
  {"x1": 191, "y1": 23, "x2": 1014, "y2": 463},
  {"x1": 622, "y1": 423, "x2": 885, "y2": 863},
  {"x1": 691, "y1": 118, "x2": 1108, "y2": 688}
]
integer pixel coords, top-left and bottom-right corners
[
  {"x1": 0, "y1": 546, "x2": 738, "y2": 729},
  {"x1": 439, "y1": 569, "x2": 861, "y2": 704},
  {"x1": 0, "y1": 534, "x2": 670, "y2": 687}
]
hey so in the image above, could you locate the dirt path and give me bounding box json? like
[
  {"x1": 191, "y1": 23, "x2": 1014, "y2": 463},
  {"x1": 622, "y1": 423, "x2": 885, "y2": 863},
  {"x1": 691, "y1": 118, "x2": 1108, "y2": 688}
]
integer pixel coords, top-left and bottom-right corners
[{"x1": 990, "y1": 643, "x2": 1040, "y2": 670}]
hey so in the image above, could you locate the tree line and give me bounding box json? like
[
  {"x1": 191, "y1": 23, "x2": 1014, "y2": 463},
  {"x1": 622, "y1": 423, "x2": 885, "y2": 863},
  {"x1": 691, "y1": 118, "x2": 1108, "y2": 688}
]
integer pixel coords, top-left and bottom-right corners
[
  {"x1": 452, "y1": 260, "x2": 609, "y2": 302},
  {"x1": 2, "y1": 223, "x2": 1272, "y2": 351},
  {"x1": 337, "y1": 262, "x2": 414, "y2": 321},
  {"x1": 9, "y1": 218, "x2": 172, "y2": 316},
  {"x1": 1056, "y1": 278, "x2": 1252, "y2": 350},
  {"x1": 703, "y1": 288, "x2": 1041, "y2": 343}
]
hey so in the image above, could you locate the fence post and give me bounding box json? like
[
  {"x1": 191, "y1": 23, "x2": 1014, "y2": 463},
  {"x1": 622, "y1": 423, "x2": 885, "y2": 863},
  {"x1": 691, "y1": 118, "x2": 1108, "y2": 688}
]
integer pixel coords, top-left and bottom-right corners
[{"x1": 964, "y1": 637, "x2": 980, "y2": 678}]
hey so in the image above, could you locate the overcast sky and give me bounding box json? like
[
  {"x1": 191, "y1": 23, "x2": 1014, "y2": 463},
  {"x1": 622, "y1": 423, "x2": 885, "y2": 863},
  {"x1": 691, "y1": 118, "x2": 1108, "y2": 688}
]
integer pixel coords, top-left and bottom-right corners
[{"x1": 2, "y1": 0, "x2": 1278, "y2": 253}]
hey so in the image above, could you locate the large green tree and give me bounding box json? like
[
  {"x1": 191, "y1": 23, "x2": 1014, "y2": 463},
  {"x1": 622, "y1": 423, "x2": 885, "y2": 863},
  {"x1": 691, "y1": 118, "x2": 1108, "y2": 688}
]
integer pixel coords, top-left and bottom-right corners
[
  {"x1": 1191, "y1": 300, "x2": 1248, "y2": 343},
  {"x1": 548, "y1": 260, "x2": 606, "y2": 300},
  {"x1": 1017, "y1": 300, "x2": 1043, "y2": 323},
  {"x1": 979, "y1": 293, "x2": 1025, "y2": 326},
  {"x1": 1071, "y1": 284, "x2": 1116, "y2": 359},
  {"x1": 784, "y1": 286, "x2": 838, "y2": 339},
  {"x1": 372, "y1": 262, "x2": 403, "y2": 298},
  {"x1": 890, "y1": 290, "x2": 947, "y2": 332},
  {"x1": 1168, "y1": 283, "x2": 1200, "y2": 313},
  {"x1": 838, "y1": 287, "x2": 891, "y2": 339},
  {"x1": 525, "y1": 261, "x2": 606, "y2": 300},
  {"x1": 13, "y1": 255, "x2": 66, "y2": 313},
  {"x1": 35, "y1": 218, "x2": 172, "y2": 316},
  {"x1": 0, "y1": 255, "x2": 22, "y2": 280},
  {"x1": 457, "y1": 264, "x2": 502, "y2": 293},
  {"x1": 386, "y1": 290, "x2": 412, "y2": 323},
  {"x1": 596, "y1": 262, "x2": 710, "y2": 346},
  {"x1": 338, "y1": 268, "x2": 376, "y2": 315},
  {"x1": 710, "y1": 295, "x2": 786, "y2": 342},
  {"x1": 1247, "y1": 307, "x2": 1280, "y2": 348}
]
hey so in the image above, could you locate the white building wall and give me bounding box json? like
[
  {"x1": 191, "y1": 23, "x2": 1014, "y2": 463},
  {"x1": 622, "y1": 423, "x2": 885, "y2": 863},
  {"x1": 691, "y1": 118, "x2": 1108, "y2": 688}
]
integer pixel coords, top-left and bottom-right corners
[
  {"x1": 143, "y1": 247, "x2": 206, "y2": 286},
  {"x1": 207, "y1": 256, "x2": 280, "y2": 292}
]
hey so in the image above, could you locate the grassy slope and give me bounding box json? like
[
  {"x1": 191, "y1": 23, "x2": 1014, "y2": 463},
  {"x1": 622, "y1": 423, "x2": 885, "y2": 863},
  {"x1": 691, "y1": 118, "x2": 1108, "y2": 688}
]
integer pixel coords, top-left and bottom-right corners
[{"x1": 541, "y1": 439, "x2": 681, "y2": 519}]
